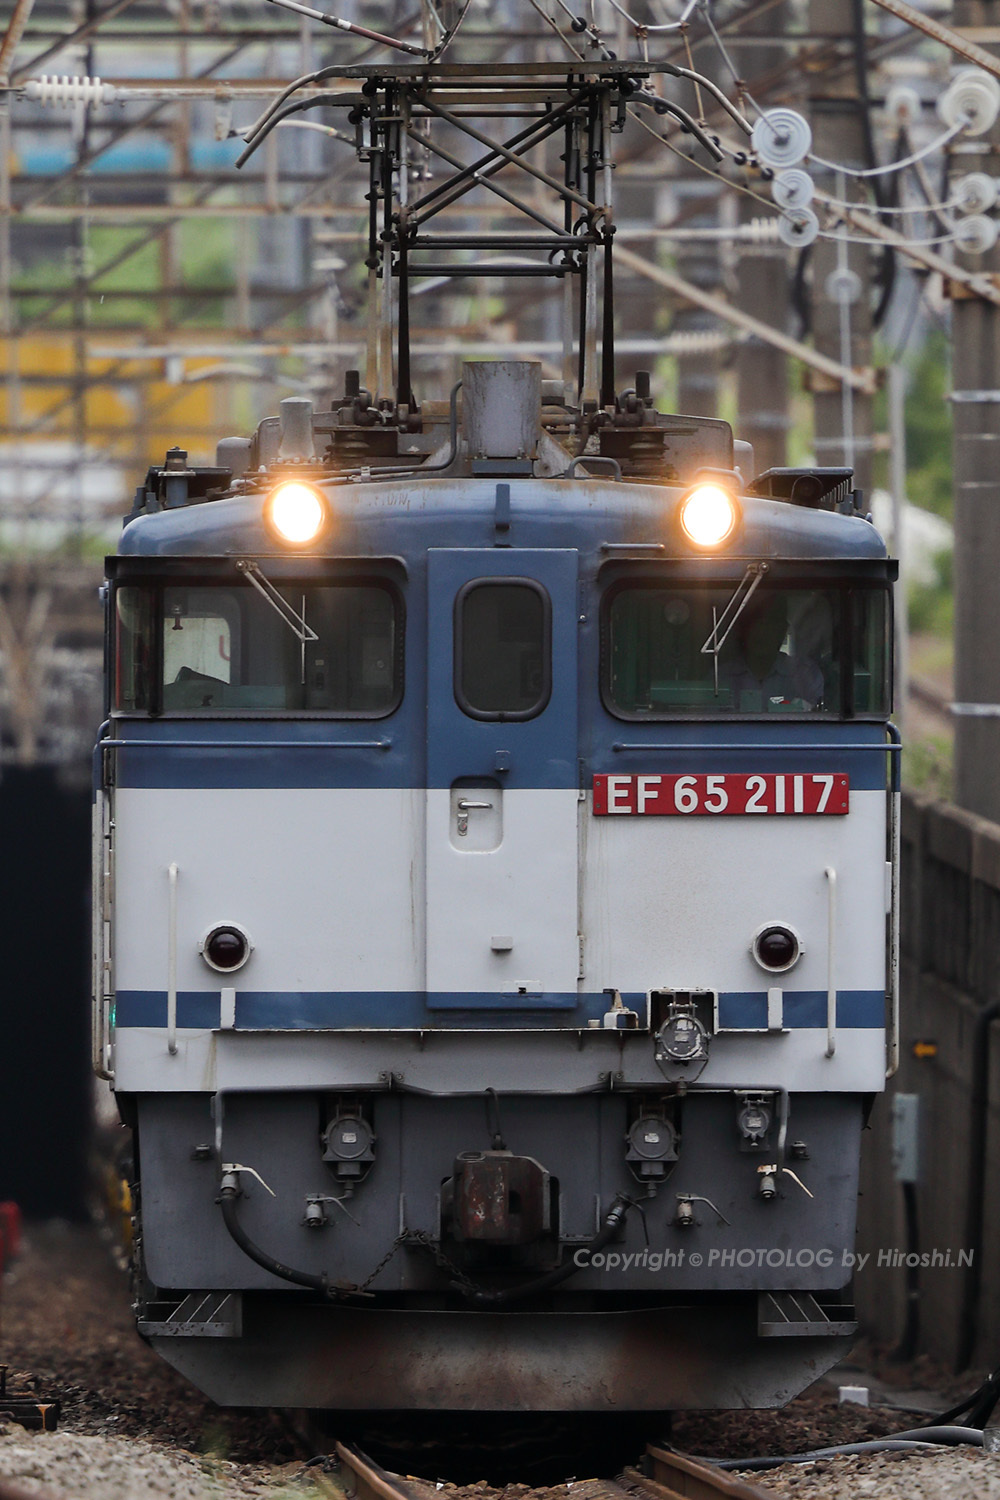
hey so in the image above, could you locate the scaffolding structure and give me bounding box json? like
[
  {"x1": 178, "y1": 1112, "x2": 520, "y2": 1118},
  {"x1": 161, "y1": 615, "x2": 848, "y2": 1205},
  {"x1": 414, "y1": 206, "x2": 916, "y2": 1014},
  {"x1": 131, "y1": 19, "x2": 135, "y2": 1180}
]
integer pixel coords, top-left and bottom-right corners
[{"x1": 0, "y1": 0, "x2": 958, "y2": 768}]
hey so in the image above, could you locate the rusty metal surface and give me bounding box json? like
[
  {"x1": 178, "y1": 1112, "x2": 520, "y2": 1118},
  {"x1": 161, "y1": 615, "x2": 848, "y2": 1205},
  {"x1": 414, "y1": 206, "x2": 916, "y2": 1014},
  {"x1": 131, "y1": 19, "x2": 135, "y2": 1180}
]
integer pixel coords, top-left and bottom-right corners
[
  {"x1": 629, "y1": 1447, "x2": 777, "y2": 1500},
  {"x1": 334, "y1": 1440, "x2": 776, "y2": 1500},
  {"x1": 336, "y1": 1443, "x2": 416, "y2": 1500},
  {"x1": 151, "y1": 1300, "x2": 854, "y2": 1411},
  {"x1": 451, "y1": 1151, "x2": 549, "y2": 1244}
]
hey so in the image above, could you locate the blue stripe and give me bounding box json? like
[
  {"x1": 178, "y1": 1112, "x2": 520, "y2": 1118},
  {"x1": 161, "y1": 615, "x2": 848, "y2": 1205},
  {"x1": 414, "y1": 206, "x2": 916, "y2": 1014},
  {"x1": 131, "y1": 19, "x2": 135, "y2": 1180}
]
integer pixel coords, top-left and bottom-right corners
[
  {"x1": 115, "y1": 990, "x2": 609, "y2": 1030},
  {"x1": 114, "y1": 988, "x2": 885, "y2": 1030},
  {"x1": 107, "y1": 718, "x2": 890, "y2": 791},
  {"x1": 718, "y1": 991, "x2": 884, "y2": 1029},
  {"x1": 595, "y1": 722, "x2": 890, "y2": 791}
]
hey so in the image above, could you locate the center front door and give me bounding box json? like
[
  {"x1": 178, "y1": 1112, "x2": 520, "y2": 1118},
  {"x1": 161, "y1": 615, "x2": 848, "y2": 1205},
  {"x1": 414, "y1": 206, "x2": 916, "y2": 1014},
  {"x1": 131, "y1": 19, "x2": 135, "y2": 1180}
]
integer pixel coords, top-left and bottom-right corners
[{"x1": 424, "y1": 548, "x2": 580, "y2": 1014}]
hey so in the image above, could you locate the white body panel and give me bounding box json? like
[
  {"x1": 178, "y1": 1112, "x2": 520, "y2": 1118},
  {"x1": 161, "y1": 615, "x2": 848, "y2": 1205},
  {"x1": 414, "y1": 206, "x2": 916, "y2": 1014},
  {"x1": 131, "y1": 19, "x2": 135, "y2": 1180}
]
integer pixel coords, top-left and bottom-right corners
[
  {"x1": 113, "y1": 1024, "x2": 889, "y2": 1093},
  {"x1": 110, "y1": 784, "x2": 888, "y2": 1093},
  {"x1": 424, "y1": 787, "x2": 580, "y2": 995},
  {"x1": 580, "y1": 788, "x2": 887, "y2": 996},
  {"x1": 115, "y1": 787, "x2": 886, "y2": 999},
  {"x1": 114, "y1": 787, "x2": 425, "y2": 995}
]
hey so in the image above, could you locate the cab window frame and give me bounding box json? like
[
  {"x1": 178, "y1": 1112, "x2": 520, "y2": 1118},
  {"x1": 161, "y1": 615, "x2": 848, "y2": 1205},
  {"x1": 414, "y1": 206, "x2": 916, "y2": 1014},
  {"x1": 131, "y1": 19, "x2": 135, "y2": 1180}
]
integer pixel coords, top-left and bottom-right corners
[
  {"x1": 599, "y1": 562, "x2": 893, "y2": 723},
  {"x1": 454, "y1": 576, "x2": 553, "y2": 722},
  {"x1": 109, "y1": 556, "x2": 406, "y2": 721}
]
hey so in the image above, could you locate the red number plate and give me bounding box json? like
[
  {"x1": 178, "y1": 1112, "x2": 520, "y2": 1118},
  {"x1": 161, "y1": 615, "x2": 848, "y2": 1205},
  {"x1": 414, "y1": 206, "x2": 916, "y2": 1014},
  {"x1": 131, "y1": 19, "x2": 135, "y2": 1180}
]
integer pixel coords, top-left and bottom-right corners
[{"x1": 592, "y1": 772, "x2": 849, "y2": 816}]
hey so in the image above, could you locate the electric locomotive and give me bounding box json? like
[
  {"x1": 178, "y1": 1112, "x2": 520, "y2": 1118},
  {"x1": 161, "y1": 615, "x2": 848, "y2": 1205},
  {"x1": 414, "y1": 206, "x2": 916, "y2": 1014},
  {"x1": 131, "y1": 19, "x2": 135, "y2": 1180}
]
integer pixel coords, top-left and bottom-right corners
[
  {"x1": 95, "y1": 357, "x2": 897, "y2": 1413},
  {"x1": 94, "y1": 61, "x2": 897, "y2": 1415}
]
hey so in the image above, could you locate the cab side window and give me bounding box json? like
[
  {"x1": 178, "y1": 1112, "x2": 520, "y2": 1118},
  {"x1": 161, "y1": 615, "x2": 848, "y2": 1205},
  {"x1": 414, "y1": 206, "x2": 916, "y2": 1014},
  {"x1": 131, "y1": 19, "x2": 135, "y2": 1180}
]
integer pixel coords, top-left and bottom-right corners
[
  {"x1": 456, "y1": 580, "x2": 551, "y2": 720},
  {"x1": 115, "y1": 587, "x2": 155, "y2": 712}
]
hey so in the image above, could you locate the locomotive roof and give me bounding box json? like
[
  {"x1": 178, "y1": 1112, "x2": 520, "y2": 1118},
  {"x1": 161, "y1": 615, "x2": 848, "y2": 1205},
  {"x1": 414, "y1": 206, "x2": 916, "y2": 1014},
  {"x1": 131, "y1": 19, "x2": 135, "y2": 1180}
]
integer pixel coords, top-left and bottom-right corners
[{"x1": 117, "y1": 475, "x2": 891, "y2": 566}]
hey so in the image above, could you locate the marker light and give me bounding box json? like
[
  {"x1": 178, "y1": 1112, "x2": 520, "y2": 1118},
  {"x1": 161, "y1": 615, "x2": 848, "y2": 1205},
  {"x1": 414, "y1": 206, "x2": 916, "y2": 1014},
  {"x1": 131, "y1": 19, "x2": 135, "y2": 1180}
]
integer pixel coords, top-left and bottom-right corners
[
  {"x1": 200, "y1": 923, "x2": 253, "y2": 973},
  {"x1": 679, "y1": 483, "x2": 739, "y2": 548},
  {"x1": 752, "y1": 923, "x2": 801, "y2": 973},
  {"x1": 264, "y1": 480, "x2": 328, "y2": 546}
]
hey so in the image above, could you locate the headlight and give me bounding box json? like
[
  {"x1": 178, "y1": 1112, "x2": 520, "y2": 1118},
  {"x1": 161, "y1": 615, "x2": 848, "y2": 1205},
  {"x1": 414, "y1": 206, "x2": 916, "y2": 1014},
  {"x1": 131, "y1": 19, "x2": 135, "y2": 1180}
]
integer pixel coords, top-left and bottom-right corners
[
  {"x1": 679, "y1": 482, "x2": 739, "y2": 548},
  {"x1": 200, "y1": 923, "x2": 253, "y2": 973},
  {"x1": 264, "y1": 480, "x2": 328, "y2": 546}
]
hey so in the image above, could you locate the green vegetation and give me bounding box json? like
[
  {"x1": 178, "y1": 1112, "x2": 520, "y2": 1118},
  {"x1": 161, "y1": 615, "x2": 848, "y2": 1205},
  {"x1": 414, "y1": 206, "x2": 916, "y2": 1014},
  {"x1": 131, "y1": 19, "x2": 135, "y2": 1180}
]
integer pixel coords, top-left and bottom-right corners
[
  {"x1": 908, "y1": 545, "x2": 953, "y2": 636},
  {"x1": 14, "y1": 219, "x2": 242, "y2": 329},
  {"x1": 902, "y1": 734, "x2": 953, "y2": 800},
  {"x1": 902, "y1": 330, "x2": 953, "y2": 520}
]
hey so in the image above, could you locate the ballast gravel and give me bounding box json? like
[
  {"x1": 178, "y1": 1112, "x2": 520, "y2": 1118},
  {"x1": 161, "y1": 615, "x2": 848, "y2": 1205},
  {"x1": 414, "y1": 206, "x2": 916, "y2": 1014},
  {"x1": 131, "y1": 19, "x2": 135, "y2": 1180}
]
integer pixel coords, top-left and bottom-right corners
[
  {"x1": 0, "y1": 1426, "x2": 341, "y2": 1499},
  {"x1": 736, "y1": 1445, "x2": 1000, "y2": 1498},
  {"x1": 0, "y1": 1216, "x2": 994, "y2": 1500}
]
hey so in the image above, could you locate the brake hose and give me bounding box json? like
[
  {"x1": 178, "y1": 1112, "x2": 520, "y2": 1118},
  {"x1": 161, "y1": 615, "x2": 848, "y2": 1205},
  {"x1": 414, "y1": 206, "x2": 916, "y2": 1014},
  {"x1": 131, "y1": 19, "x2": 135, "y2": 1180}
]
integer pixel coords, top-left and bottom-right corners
[{"x1": 219, "y1": 1172, "x2": 331, "y2": 1295}]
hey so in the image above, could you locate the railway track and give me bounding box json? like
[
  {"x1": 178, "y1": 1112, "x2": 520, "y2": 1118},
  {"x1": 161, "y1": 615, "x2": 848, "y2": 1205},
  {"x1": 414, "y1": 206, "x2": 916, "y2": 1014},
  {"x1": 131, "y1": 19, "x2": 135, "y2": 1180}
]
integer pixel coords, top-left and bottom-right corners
[{"x1": 336, "y1": 1438, "x2": 775, "y2": 1500}]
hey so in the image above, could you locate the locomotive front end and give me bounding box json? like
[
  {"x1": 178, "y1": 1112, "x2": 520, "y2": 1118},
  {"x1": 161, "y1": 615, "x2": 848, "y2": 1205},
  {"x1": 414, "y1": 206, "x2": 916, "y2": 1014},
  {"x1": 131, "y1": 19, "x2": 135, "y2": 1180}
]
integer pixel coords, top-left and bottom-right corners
[{"x1": 95, "y1": 358, "x2": 897, "y2": 1414}]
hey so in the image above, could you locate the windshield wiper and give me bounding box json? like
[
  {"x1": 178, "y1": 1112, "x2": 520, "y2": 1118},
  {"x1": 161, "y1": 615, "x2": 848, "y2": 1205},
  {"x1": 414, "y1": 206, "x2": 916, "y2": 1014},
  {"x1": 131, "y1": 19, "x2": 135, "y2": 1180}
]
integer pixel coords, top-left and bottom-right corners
[
  {"x1": 235, "y1": 559, "x2": 318, "y2": 643},
  {"x1": 700, "y1": 562, "x2": 769, "y2": 658},
  {"x1": 700, "y1": 562, "x2": 769, "y2": 697}
]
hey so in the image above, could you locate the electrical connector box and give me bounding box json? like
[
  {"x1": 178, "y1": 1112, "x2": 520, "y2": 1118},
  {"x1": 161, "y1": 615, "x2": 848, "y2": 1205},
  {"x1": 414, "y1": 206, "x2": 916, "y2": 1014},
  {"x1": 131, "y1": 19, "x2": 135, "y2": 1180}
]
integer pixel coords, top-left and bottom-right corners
[{"x1": 891, "y1": 1092, "x2": 921, "y2": 1184}]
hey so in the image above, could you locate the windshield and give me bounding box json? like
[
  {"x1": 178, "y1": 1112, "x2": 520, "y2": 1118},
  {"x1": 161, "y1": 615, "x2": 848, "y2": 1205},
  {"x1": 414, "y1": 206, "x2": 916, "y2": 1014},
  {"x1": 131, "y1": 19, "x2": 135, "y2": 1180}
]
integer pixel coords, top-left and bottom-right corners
[
  {"x1": 115, "y1": 578, "x2": 401, "y2": 716},
  {"x1": 605, "y1": 581, "x2": 890, "y2": 718}
]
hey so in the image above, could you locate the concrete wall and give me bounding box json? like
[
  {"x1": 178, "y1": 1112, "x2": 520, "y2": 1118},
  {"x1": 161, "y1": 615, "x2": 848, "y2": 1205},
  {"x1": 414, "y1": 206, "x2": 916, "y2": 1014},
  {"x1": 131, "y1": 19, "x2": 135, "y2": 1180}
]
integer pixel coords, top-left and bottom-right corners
[{"x1": 856, "y1": 790, "x2": 1000, "y2": 1368}]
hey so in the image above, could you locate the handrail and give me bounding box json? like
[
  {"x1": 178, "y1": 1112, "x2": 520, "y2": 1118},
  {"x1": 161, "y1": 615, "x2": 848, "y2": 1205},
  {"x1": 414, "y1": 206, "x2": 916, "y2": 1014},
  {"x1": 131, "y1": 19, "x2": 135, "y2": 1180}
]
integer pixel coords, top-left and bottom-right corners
[
  {"x1": 103, "y1": 737, "x2": 392, "y2": 750},
  {"x1": 91, "y1": 791, "x2": 113, "y2": 1080},
  {"x1": 888, "y1": 790, "x2": 901, "y2": 1076},
  {"x1": 612, "y1": 740, "x2": 901, "y2": 752},
  {"x1": 167, "y1": 863, "x2": 179, "y2": 1057},
  {"x1": 886, "y1": 723, "x2": 902, "y2": 1076},
  {"x1": 824, "y1": 866, "x2": 837, "y2": 1058}
]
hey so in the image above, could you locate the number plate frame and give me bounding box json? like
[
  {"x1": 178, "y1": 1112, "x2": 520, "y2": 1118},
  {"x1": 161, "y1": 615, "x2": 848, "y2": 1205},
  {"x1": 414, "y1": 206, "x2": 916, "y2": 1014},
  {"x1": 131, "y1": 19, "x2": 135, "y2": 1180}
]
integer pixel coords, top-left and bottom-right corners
[{"x1": 592, "y1": 772, "x2": 849, "y2": 816}]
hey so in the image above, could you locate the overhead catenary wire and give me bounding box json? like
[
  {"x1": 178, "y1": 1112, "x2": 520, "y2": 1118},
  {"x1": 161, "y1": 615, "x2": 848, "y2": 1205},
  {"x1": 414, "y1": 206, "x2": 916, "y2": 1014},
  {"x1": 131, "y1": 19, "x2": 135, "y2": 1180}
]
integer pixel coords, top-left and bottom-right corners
[
  {"x1": 817, "y1": 225, "x2": 961, "y2": 246},
  {"x1": 600, "y1": 0, "x2": 699, "y2": 35},
  {"x1": 258, "y1": 118, "x2": 356, "y2": 145},
  {"x1": 262, "y1": 0, "x2": 428, "y2": 54},
  {"x1": 635, "y1": 77, "x2": 752, "y2": 136},
  {"x1": 227, "y1": 0, "x2": 997, "y2": 336},
  {"x1": 814, "y1": 188, "x2": 962, "y2": 216},
  {"x1": 808, "y1": 117, "x2": 970, "y2": 178},
  {"x1": 698, "y1": 0, "x2": 765, "y2": 116},
  {"x1": 524, "y1": 0, "x2": 749, "y2": 141}
]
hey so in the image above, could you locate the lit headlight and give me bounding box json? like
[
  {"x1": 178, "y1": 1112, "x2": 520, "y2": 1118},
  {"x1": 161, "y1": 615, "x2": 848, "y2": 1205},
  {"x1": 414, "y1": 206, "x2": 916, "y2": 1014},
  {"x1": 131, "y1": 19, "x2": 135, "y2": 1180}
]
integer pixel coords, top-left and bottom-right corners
[
  {"x1": 679, "y1": 482, "x2": 739, "y2": 548},
  {"x1": 264, "y1": 480, "x2": 328, "y2": 546}
]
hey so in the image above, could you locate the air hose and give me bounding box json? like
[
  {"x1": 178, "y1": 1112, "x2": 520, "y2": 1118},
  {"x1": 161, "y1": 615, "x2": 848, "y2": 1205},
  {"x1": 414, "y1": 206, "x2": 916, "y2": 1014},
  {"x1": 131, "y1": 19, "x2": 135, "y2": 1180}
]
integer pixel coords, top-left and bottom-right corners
[
  {"x1": 219, "y1": 1176, "x2": 633, "y2": 1308},
  {"x1": 218, "y1": 1172, "x2": 331, "y2": 1295}
]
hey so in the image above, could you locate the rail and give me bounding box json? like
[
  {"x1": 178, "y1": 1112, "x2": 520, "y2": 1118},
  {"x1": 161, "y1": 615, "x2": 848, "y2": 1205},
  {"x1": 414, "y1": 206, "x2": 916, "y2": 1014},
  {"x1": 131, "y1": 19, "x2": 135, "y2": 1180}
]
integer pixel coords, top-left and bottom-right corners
[
  {"x1": 631, "y1": 1445, "x2": 775, "y2": 1500},
  {"x1": 336, "y1": 1443, "x2": 420, "y2": 1500},
  {"x1": 335, "y1": 1440, "x2": 776, "y2": 1500}
]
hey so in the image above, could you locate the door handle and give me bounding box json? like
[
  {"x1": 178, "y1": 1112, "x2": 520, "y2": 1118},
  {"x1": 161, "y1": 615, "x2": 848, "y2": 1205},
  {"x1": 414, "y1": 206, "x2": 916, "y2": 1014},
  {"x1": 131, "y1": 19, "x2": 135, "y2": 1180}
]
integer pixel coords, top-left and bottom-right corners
[{"x1": 456, "y1": 798, "x2": 494, "y2": 836}]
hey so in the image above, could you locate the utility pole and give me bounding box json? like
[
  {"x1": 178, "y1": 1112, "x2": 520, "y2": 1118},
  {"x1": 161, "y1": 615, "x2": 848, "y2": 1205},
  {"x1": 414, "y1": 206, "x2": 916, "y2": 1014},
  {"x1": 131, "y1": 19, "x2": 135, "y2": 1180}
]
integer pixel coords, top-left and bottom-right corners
[
  {"x1": 951, "y1": 0, "x2": 1000, "y2": 820},
  {"x1": 674, "y1": 181, "x2": 721, "y2": 418},
  {"x1": 735, "y1": 3, "x2": 791, "y2": 477},
  {"x1": 807, "y1": 0, "x2": 875, "y2": 498}
]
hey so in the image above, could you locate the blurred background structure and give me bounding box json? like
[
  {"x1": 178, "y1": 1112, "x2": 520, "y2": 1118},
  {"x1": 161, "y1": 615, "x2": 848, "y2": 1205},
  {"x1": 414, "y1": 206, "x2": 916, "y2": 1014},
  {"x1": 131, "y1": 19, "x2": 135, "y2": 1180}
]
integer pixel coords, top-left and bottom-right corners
[{"x1": 0, "y1": 0, "x2": 977, "y2": 781}]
